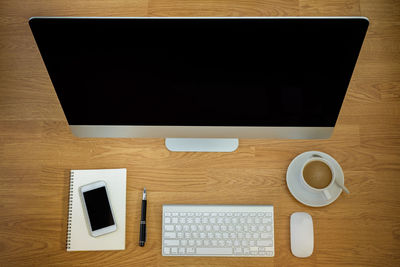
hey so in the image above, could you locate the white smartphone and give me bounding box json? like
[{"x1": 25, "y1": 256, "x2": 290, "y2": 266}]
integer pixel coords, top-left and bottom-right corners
[{"x1": 80, "y1": 180, "x2": 117, "y2": 237}]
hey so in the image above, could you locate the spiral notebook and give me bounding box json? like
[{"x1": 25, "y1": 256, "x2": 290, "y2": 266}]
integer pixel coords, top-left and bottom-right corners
[{"x1": 66, "y1": 168, "x2": 126, "y2": 251}]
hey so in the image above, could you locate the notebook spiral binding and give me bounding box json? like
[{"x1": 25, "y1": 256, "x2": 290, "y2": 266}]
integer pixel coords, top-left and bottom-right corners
[{"x1": 66, "y1": 171, "x2": 74, "y2": 250}]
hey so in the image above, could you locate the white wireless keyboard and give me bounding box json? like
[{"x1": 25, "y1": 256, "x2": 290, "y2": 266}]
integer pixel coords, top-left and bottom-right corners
[{"x1": 162, "y1": 204, "x2": 274, "y2": 257}]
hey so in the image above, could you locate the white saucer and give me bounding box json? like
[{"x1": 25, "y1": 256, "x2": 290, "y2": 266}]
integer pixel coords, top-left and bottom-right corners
[{"x1": 286, "y1": 151, "x2": 344, "y2": 207}]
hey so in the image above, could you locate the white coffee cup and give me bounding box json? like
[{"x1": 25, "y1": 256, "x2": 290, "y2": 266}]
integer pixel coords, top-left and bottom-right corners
[{"x1": 300, "y1": 155, "x2": 336, "y2": 200}]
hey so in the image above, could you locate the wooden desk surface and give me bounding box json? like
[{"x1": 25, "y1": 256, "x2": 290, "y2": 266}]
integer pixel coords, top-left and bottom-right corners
[{"x1": 1, "y1": 0, "x2": 399, "y2": 266}]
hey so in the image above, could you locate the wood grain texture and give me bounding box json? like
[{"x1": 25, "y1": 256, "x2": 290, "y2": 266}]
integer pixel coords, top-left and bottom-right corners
[{"x1": 1, "y1": 0, "x2": 400, "y2": 266}]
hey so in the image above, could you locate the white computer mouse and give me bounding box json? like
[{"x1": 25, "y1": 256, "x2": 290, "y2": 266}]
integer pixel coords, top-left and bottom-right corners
[{"x1": 290, "y1": 212, "x2": 314, "y2": 258}]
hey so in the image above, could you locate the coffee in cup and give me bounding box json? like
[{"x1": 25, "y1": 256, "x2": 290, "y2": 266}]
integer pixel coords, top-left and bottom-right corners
[{"x1": 302, "y1": 160, "x2": 333, "y2": 189}]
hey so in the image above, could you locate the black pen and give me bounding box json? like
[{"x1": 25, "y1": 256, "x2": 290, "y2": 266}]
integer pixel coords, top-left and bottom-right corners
[{"x1": 139, "y1": 188, "x2": 147, "y2": 247}]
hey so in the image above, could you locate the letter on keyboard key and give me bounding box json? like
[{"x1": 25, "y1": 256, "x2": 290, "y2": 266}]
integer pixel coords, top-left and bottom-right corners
[
  {"x1": 196, "y1": 248, "x2": 233, "y2": 255},
  {"x1": 164, "y1": 240, "x2": 179, "y2": 246}
]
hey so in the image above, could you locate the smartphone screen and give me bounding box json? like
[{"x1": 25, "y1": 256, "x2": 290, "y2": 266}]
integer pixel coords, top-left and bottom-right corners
[{"x1": 83, "y1": 187, "x2": 115, "y2": 231}]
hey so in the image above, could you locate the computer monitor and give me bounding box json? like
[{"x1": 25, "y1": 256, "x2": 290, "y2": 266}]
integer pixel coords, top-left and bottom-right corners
[{"x1": 29, "y1": 17, "x2": 368, "y2": 152}]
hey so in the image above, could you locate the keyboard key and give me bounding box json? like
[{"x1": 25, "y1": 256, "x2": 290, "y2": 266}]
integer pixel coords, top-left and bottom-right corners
[
  {"x1": 196, "y1": 248, "x2": 233, "y2": 255},
  {"x1": 261, "y1": 233, "x2": 273, "y2": 239},
  {"x1": 179, "y1": 248, "x2": 185, "y2": 254},
  {"x1": 262, "y1": 218, "x2": 272, "y2": 223},
  {"x1": 234, "y1": 247, "x2": 242, "y2": 254},
  {"x1": 171, "y1": 247, "x2": 178, "y2": 254},
  {"x1": 163, "y1": 247, "x2": 170, "y2": 254},
  {"x1": 164, "y1": 240, "x2": 179, "y2": 246},
  {"x1": 257, "y1": 240, "x2": 273, "y2": 247},
  {"x1": 164, "y1": 232, "x2": 176, "y2": 238},
  {"x1": 165, "y1": 225, "x2": 174, "y2": 231}
]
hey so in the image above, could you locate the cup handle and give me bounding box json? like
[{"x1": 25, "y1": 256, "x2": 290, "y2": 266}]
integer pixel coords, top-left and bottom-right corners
[
  {"x1": 322, "y1": 189, "x2": 332, "y2": 200},
  {"x1": 311, "y1": 154, "x2": 323, "y2": 158}
]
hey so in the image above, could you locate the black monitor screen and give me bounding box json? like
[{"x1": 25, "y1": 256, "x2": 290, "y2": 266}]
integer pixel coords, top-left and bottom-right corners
[{"x1": 29, "y1": 18, "x2": 368, "y2": 127}]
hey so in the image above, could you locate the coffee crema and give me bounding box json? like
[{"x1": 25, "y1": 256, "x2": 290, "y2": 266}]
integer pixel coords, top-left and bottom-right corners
[{"x1": 303, "y1": 160, "x2": 332, "y2": 189}]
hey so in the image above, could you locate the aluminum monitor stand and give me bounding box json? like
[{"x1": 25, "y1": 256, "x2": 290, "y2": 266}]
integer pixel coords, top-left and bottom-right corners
[{"x1": 165, "y1": 138, "x2": 239, "y2": 152}]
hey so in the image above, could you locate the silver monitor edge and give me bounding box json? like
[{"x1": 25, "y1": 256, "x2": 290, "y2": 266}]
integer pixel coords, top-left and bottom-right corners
[{"x1": 70, "y1": 125, "x2": 333, "y2": 139}]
